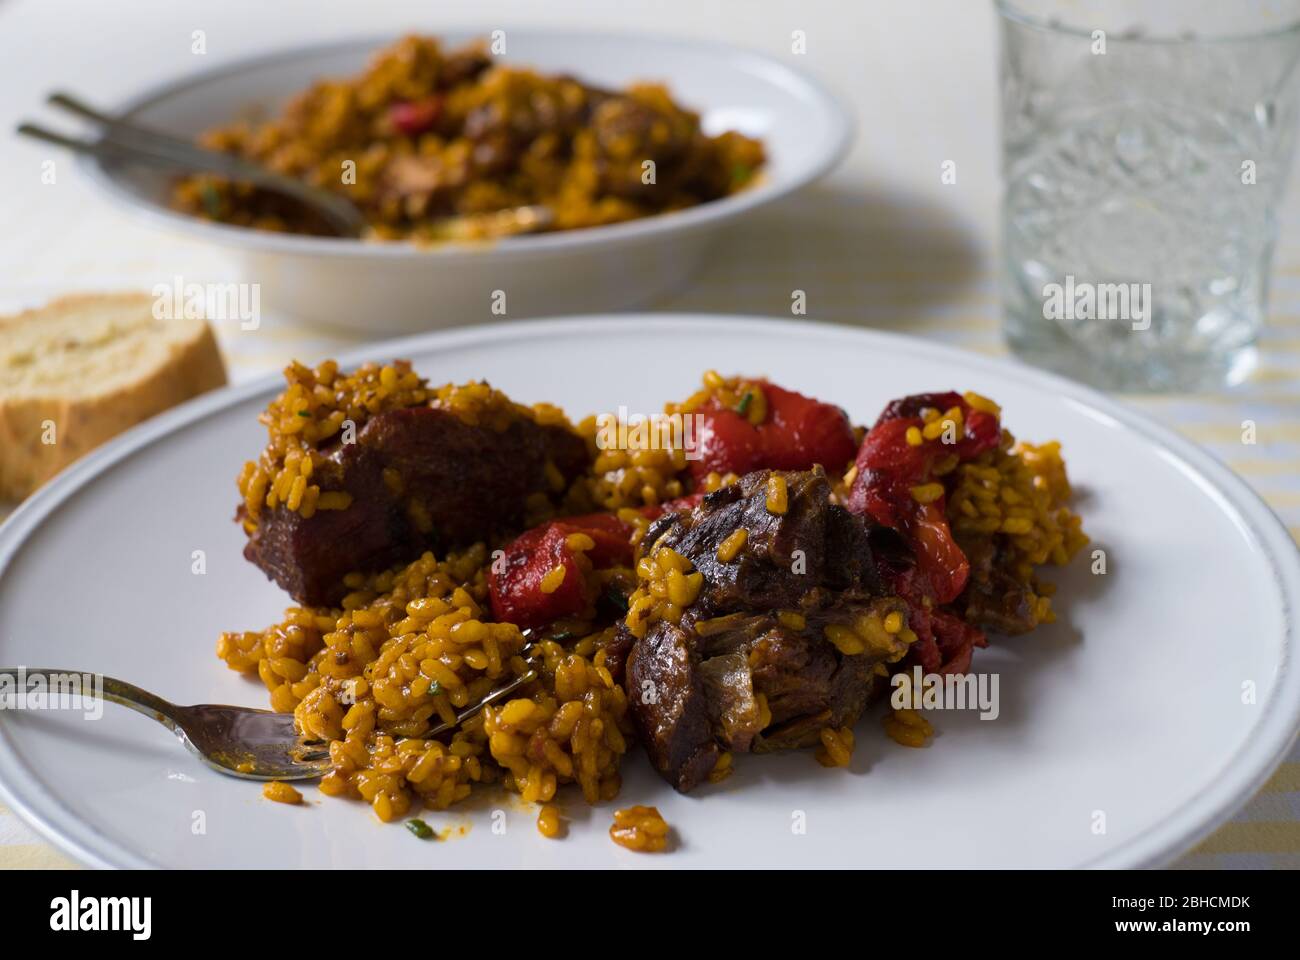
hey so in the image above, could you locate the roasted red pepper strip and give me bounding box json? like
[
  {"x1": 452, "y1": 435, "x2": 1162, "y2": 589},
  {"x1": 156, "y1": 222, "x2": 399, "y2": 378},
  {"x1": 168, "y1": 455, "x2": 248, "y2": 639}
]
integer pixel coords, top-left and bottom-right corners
[
  {"x1": 488, "y1": 514, "x2": 634, "y2": 629},
  {"x1": 691, "y1": 407, "x2": 763, "y2": 481},
  {"x1": 689, "y1": 381, "x2": 857, "y2": 483},
  {"x1": 389, "y1": 96, "x2": 443, "y2": 136},
  {"x1": 872, "y1": 391, "x2": 963, "y2": 429},
  {"x1": 900, "y1": 600, "x2": 987, "y2": 676},
  {"x1": 846, "y1": 392, "x2": 1000, "y2": 604},
  {"x1": 907, "y1": 501, "x2": 972, "y2": 604},
  {"x1": 762, "y1": 382, "x2": 861, "y2": 472},
  {"x1": 873, "y1": 535, "x2": 988, "y2": 676},
  {"x1": 558, "y1": 512, "x2": 636, "y2": 568}
]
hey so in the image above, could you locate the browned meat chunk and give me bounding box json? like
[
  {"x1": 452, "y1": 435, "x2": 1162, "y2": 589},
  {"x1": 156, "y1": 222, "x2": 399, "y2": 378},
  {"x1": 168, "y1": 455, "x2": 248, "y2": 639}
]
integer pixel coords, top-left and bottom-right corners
[
  {"x1": 955, "y1": 533, "x2": 1039, "y2": 635},
  {"x1": 626, "y1": 622, "x2": 719, "y2": 792},
  {"x1": 440, "y1": 46, "x2": 492, "y2": 88},
  {"x1": 747, "y1": 623, "x2": 880, "y2": 750},
  {"x1": 639, "y1": 466, "x2": 883, "y2": 608},
  {"x1": 242, "y1": 406, "x2": 587, "y2": 606},
  {"x1": 625, "y1": 469, "x2": 909, "y2": 792}
]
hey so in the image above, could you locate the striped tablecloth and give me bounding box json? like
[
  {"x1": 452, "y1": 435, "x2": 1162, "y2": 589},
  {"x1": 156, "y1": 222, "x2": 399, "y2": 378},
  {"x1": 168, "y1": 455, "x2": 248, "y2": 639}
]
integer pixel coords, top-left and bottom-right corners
[{"x1": 1, "y1": 0, "x2": 1297, "y2": 870}]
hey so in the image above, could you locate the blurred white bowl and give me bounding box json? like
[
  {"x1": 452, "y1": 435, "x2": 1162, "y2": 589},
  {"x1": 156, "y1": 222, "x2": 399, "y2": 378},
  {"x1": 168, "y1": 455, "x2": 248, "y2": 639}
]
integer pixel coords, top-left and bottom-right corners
[{"x1": 78, "y1": 30, "x2": 852, "y2": 334}]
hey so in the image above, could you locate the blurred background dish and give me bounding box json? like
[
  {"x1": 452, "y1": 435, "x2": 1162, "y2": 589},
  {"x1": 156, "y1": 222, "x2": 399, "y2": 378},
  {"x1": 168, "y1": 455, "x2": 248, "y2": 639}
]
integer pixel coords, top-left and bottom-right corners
[
  {"x1": 168, "y1": 35, "x2": 768, "y2": 241},
  {"x1": 73, "y1": 30, "x2": 852, "y2": 334}
]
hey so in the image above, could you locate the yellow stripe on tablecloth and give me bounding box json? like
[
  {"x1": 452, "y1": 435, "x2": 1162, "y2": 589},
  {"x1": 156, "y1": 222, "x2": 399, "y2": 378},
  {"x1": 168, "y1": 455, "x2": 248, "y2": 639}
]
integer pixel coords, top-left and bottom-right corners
[
  {"x1": 1189, "y1": 821, "x2": 1300, "y2": 856},
  {"x1": 1258, "y1": 762, "x2": 1300, "y2": 794},
  {"x1": 1, "y1": 802, "x2": 79, "y2": 868},
  {"x1": 1258, "y1": 336, "x2": 1300, "y2": 351},
  {"x1": 1254, "y1": 490, "x2": 1300, "y2": 509},
  {"x1": 1185, "y1": 763, "x2": 1300, "y2": 858},
  {"x1": 1227, "y1": 459, "x2": 1300, "y2": 476},
  {"x1": 0, "y1": 843, "x2": 80, "y2": 869},
  {"x1": 1244, "y1": 366, "x2": 1300, "y2": 384},
  {"x1": 1139, "y1": 391, "x2": 1300, "y2": 406},
  {"x1": 1178, "y1": 422, "x2": 1300, "y2": 443},
  {"x1": 953, "y1": 341, "x2": 1009, "y2": 357}
]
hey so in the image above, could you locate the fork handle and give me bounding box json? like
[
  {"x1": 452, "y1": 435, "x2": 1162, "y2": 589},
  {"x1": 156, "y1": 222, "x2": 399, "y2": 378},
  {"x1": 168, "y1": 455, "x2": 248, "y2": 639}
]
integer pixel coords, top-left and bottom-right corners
[
  {"x1": 49, "y1": 91, "x2": 181, "y2": 145},
  {"x1": 19, "y1": 107, "x2": 366, "y2": 238},
  {"x1": 0, "y1": 667, "x2": 185, "y2": 735},
  {"x1": 18, "y1": 121, "x2": 253, "y2": 184}
]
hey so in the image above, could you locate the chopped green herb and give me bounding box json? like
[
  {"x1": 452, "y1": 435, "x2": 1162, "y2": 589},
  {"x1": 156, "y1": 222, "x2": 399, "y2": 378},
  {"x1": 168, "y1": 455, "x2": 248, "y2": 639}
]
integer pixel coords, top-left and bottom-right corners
[
  {"x1": 735, "y1": 391, "x2": 754, "y2": 416},
  {"x1": 731, "y1": 164, "x2": 753, "y2": 186},
  {"x1": 297, "y1": 410, "x2": 312, "y2": 418},
  {"x1": 604, "y1": 585, "x2": 629, "y2": 614},
  {"x1": 200, "y1": 182, "x2": 222, "y2": 218},
  {"x1": 406, "y1": 818, "x2": 435, "y2": 840},
  {"x1": 426, "y1": 681, "x2": 442, "y2": 698},
  {"x1": 550, "y1": 630, "x2": 575, "y2": 643}
]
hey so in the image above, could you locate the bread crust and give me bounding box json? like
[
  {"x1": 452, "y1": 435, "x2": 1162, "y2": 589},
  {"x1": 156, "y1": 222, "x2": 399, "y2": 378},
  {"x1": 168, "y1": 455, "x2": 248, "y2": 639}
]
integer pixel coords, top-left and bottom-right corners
[{"x1": 0, "y1": 293, "x2": 228, "y2": 500}]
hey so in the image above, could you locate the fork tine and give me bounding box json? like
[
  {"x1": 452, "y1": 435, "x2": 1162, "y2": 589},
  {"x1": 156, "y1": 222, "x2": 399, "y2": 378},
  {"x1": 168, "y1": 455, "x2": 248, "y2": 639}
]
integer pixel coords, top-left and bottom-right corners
[
  {"x1": 30, "y1": 91, "x2": 367, "y2": 237},
  {"x1": 0, "y1": 638, "x2": 547, "y2": 784},
  {"x1": 48, "y1": 91, "x2": 209, "y2": 156}
]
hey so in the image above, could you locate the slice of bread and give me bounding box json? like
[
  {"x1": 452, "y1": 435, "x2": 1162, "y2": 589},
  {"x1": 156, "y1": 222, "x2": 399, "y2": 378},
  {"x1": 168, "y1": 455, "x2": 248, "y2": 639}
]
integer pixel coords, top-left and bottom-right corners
[{"x1": 0, "y1": 293, "x2": 228, "y2": 500}]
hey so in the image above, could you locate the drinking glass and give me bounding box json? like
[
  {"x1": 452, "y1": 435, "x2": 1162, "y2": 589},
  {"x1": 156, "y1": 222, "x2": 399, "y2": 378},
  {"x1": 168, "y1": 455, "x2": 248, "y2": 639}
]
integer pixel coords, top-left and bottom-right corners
[{"x1": 997, "y1": 0, "x2": 1300, "y2": 391}]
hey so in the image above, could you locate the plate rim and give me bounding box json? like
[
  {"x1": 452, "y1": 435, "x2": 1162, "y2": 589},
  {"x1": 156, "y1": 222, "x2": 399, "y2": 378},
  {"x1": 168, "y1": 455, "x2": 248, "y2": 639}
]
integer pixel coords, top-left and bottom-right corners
[
  {"x1": 1, "y1": 313, "x2": 1296, "y2": 870},
  {"x1": 75, "y1": 27, "x2": 855, "y2": 260}
]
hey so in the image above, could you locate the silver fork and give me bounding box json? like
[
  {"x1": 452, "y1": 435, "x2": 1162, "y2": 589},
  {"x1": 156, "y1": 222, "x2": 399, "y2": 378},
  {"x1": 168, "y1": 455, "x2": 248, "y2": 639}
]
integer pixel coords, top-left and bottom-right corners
[
  {"x1": 0, "y1": 660, "x2": 540, "y2": 782},
  {"x1": 17, "y1": 91, "x2": 554, "y2": 241},
  {"x1": 18, "y1": 91, "x2": 368, "y2": 238}
]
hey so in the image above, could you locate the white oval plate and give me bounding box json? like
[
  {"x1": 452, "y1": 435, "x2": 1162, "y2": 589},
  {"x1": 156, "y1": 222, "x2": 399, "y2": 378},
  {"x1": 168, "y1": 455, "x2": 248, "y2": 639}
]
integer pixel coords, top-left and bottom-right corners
[
  {"x1": 77, "y1": 31, "x2": 851, "y2": 333},
  {"x1": 1, "y1": 316, "x2": 1297, "y2": 869}
]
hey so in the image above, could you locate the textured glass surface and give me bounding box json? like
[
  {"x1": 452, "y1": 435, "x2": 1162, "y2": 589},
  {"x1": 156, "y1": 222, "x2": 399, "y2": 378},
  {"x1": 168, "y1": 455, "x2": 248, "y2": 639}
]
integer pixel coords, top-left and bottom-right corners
[{"x1": 998, "y1": 1, "x2": 1300, "y2": 390}]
